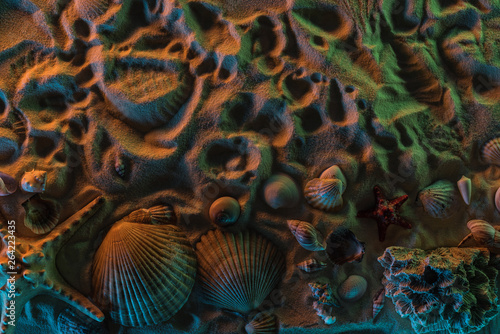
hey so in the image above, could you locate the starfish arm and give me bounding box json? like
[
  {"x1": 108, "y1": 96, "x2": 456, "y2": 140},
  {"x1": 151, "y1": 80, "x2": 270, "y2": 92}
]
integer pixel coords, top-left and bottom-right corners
[
  {"x1": 395, "y1": 216, "x2": 412, "y2": 229},
  {"x1": 373, "y1": 186, "x2": 385, "y2": 202},
  {"x1": 391, "y1": 195, "x2": 409, "y2": 209},
  {"x1": 377, "y1": 221, "x2": 389, "y2": 242}
]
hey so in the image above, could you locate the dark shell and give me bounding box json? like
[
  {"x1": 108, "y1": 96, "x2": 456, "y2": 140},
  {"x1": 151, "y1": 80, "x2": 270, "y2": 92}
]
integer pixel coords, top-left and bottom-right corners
[
  {"x1": 57, "y1": 308, "x2": 108, "y2": 334},
  {"x1": 325, "y1": 227, "x2": 365, "y2": 265}
]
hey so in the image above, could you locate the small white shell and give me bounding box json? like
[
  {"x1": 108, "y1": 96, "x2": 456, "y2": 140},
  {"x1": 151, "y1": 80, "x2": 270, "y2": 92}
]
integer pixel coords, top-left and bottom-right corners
[
  {"x1": 287, "y1": 220, "x2": 325, "y2": 251},
  {"x1": 304, "y1": 178, "x2": 344, "y2": 212},
  {"x1": 338, "y1": 275, "x2": 367, "y2": 302},
  {"x1": 482, "y1": 137, "x2": 500, "y2": 167},
  {"x1": 418, "y1": 180, "x2": 458, "y2": 218},
  {"x1": 457, "y1": 175, "x2": 471, "y2": 205},
  {"x1": 263, "y1": 174, "x2": 300, "y2": 209},
  {"x1": 20, "y1": 170, "x2": 47, "y2": 193}
]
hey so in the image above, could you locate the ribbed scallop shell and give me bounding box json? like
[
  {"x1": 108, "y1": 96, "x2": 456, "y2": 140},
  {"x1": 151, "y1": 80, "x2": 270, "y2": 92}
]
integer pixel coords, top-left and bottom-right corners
[
  {"x1": 245, "y1": 312, "x2": 279, "y2": 334},
  {"x1": 23, "y1": 196, "x2": 60, "y2": 234},
  {"x1": 209, "y1": 196, "x2": 240, "y2": 226},
  {"x1": 92, "y1": 222, "x2": 196, "y2": 327},
  {"x1": 123, "y1": 205, "x2": 175, "y2": 225},
  {"x1": 482, "y1": 137, "x2": 500, "y2": 166},
  {"x1": 287, "y1": 220, "x2": 325, "y2": 251},
  {"x1": 417, "y1": 180, "x2": 458, "y2": 218},
  {"x1": 263, "y1": 174, "x2": 300, "y2": 209},
  {"x1": 319, "y1": 165, "x2": 346, "y2": 188},
  {"x1": 304, "y1": 178, "x2": 344, "y2": 212},
  {"x1": 196, "y1": 229, "x2": 286, "y2": 314},
  {"x1": 467, "y1": 219, "x2": 499, "y2": 246},
  {"x1": 325, "y1": 227, "x2": 365, "y2": 265},
  {"x1": 296, "y1": 259, "x2": 327, "y2": 273},
  {"x1": 0, "y1": 171, "x2": 16, "y2": 196},
  {"x1": 372, "y1": 288, "x2": 385, "y2": 321},
  {"x1": 338, "y1": 275, "x2": 368, "y2": 302}
]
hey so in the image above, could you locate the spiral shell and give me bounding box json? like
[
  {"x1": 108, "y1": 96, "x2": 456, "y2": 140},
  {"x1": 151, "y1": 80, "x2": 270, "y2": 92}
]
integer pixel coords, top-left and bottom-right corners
[
  {"x1": 417, "y1": 180, "x2": 458, "y2": 218},
  {"x1": 245, "y1": 312, "x2": 279, "y2": 334},
  {"x1": 196, "y1": 229, "x2": 286, "y2": 314},
  {"x1": 0, "y1": 171, "x2": 16, "y2": 196},
  {"x1": 457, "y1": 175, "x2": 471, "y2": 205},
  {"x1": 296, "y1": 259, "x2": 327, "y2": 273},
  {"x1": 209, "y1": 196, "x2": 240, "y2": 226},
  {"x1": 20, "y1": 170, "x2": 47, "y2": 193},
  {"x1": 325, "y1": 227, "x2": 365, "y2": 265},
  {"x1": 92, "y1": 221, "x2": 196, "y2": 327},
  {"x1": 481, "y1": 137, "x2": 500, "y2": 167},
  {"x1": 337, "y1": 275, "x2": 367, "y2": 302},
  {"x1": 287, "y1": 220, "x2": 325, "y2": 251},
  {"x1": 304, "y1": 178, "x2": 344, "y2": 212},
  {"x1": 122, "y1": 205, "x2": 175, "y2": 225},
  {"x1": 372, "y1": 288, "x2": 385, "y2": 321},
  {"x1": 23, "y1": 196, "x2": 60, "y2": 234},
  {"x1": 263, "y1": 174, "x2": 300, "y2": 209}
]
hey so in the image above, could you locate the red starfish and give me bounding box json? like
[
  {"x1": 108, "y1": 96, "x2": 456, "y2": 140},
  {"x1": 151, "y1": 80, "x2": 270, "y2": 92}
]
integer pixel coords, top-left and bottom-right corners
[{"x1": 357, "y1": 185, "x2": 412, "y2": 242}]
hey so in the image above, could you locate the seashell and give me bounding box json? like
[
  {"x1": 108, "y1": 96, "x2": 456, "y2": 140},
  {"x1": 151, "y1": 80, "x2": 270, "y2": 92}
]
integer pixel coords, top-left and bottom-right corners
[
  {"x1": 287, "y1": 220, "x2": 325, "y2": 251},
  {"x1": 245, "y1": 312, "x2": 279, "y2": 334},
  {"x1": 338, "y1": 275, "x2": 368, "y2": 302},
  {"x1": 458, "y1": 220, "x2": 500, "y2": 248},
  {"x1": 457, "y1": 175, "x2": 471, "y2": 205},
  {"x1": 209, "y1": 196, "x2": 240, "y2": 226},
  {"x1": 57, "y1": 308, "x2": 108, "y2": 334},
  {"x1": 417, "y1": 180, "x2": 458, "y2": 218},
  {"x1": 325, "y1": 227, "x2": 365, "y2": 265},
  {"x1": 304, "y1": 178, "x2": 344, "y2": 212},
  {"x1": 296, "y1": 259, "x2": 327, "y2": 273},
  {"x1": 263, "y1": 174, "x2": 300, "y2": 209},
  {"x1": 92, "y1": 221, "x2": 196, "y2": 326},
  {"x1": 372, "y1": 288, "x2": 385, "y2": 321},
  {"x1": 495, "y1": 187, "x2": 500, "y2": 213},
  {"x1": 0, "y1": 171, "x2": 17, "y2": 196},
  {"x1": 23, "y1": 196, "x2": 60, "y2": 234},
  {"x1": 481, "y1": 137, "x2": 500, "y2": 166},
  {"x1": 309, "y1": 282, "x2": 340, "y2": 307},
  {"x1": 114, "y1": 155, "x2": 127, "y2": 179},
  {"x1": 196, "y1": 229, "x2": 286, "y2": 314},
  {"x1": 20, "y1": 170, "x2": 47, "y2": 193},
  {"x1": 122, "y1": 205, "x2": 175, "y2": 225},
  {"x1": 319, "y1": 165, "x2": 347, "y2": 188}
]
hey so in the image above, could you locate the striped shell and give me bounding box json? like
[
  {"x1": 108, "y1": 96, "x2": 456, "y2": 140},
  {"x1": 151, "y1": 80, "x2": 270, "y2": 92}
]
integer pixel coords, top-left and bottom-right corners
[
  {"x1": 209, "y1": 196, "x2": 240, "y2": 226},
  {"x1": 319, "y1": 165, "x2": 346, "y2": 188},
  {"x1": 467, "y1": 219, "x2": 500, "y2": 247},
  {"x1": 263, "y1": 174, "x2": 300, "y2": 209},
  {"x1": 372, "y1": 288, "x2": 385, "y2": 321},
  {"x1": 325, "y1": 227, "x2": 365, "y2": 265},
  {"x1": 123, "y1": 205, "x2": 175, "y2": 225},
  {"x1": 417, "y1": 180, "x2": 458, "y2": 218},
  {"x1": 196, "y1": 229, "x2": 285, "y2": 314},
  {"x1": 457, "y1": 175, "x2": 471, "y2": 205},
  {"x1": 57, "y1": 308, "x2": 107, "y2": 334},
  {"x1": 337, "y1": 275, "x2": 368, "y2": 302},
  {"x1": 23, "y1": 196, "x2": 60, "y2": 234},
  {"x1": 91, "y1": 222, "x2": 196, "y2": 327},
  {"x1": 245, "y1": 312, "x2": 279, "y2": 334},
  {"x1": 296, "y1": 258, "x2": 327, "y2": 273},
  {"x1": 0, "y1": 171, "x2": 16, "y2": 196},
  {"x1": 304, "y1": 178, "x2": 344, "y2": 212},
  {"x1": 287, "y1": 220, "x2": 325, "y2": 251},
  {"x1": 482, "y1": 137, "x2": 500, "y2": 167}
]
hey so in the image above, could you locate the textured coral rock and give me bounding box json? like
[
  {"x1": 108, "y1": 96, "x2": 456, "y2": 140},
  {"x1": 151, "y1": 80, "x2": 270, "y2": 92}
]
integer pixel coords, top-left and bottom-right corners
[{"x1": 378, "y1": 247, "x2": 499, "y2": 334}]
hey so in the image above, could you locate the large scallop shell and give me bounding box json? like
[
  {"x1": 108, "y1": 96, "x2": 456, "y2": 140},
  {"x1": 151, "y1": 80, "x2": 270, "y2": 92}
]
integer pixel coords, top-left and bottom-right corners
[
  {"x1": 23, "y1": 196, "x2": 61, "y2": 234},
  {"x1": 325, "y1": 227, "x2": 365, "y2": 265},
  {"x1": 92, "y1": 221, "x2": 196, "y2": 327},
  {"x1": 245, "y1": 312, "x2": 279, "y2": 334},
  {"x1": 417, "y1": 180, "x2": 459, "y2": 218},
  {"x1": 337, "y1": 275, "x2": 367, "y2": 302},
  {"x1": 196, "y1": 229, "x2": 286, "y2": 314},
  {"x1": 123, "y1": 205, "x2": 175, "y2": 225},
  {"x1": 482, "y1": 137, "x2": 500, "y2": 166},
  {"x1": 0, "y1": 171, "x2": 16, "y2": 196},
  {"x1": 209, "y1": 196, "x2": 240, "y2": 226},
  {"x1": 263, "y1": 174, "x2": 300, "y2": 209},
  {"x1": 304, "y1": 178, "x2": 344, "y2": 212},
  {"x1": 287, "y1": 220, "x2": 325, "y2": 251}
]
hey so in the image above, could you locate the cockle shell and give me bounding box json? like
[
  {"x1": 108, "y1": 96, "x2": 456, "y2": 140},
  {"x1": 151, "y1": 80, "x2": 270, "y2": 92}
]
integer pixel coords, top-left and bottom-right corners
[
  {"x1": 0, "y1": 171, "x2": 16, "y2": 196},
  {"x1": 287, "y1": 220, "x2": 325, "y2": 251},
  {"x1": 417, "y1": 180, "x2": 458, "y2": 218},
  {"x1": 245, "y1": 312, "x2": 279, "y2": 334},
  {"x1": 495, "y1": 187, "x2": 500, "y2": 213},
  {"x1": 319, "y1": 165, "x2": 346, "y2": 188},
  {"x1": 304, "y1": 178, "x2": 344, "y2": 212},
  {"x1": 457, "y1": 175, "x2": 471, "y2": 205},
  {"x1": 296, "y1": 258, "x2": 327, "y2": 273},
  {"x1": 337, "y1": 275, "x2": 368, "y2": 302},
  {"x1": 209, "y1": 196, "x2": 240, "y2": 226},
  {"x1": 23, "y1": 196, "x2": 60, "y2": 234},
  {"x1": 196, "y1": 229, "x2": 285, "y2": 314},
  {"x1": 481, "y1": 137, "x2": 500, "y2": 166},
  {"x1": 325, "y1": 227, "x2": 365, "y2": 265},
  {"x1": 458, "y1": 219, "x2": 500, "y2": 248},
  {"x1": 263, "y1": 174, "x2": 300, "y2": 209},
  {"x1": 92, "y1": 221, "x2": 196, "y2": 327},
  {"x1": 20, "y1": 170, "x2": 47, "y2": 193},
  {"x1": 122, "y1": 205, "x2": 175, "y2": 225},
  {"x1": 372, "y1": 288, "x2": 385, "y2": 321}
]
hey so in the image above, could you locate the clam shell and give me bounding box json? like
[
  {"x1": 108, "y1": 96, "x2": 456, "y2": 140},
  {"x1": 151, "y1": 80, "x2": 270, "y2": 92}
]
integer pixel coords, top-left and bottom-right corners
[
  {"x1": 457, "y1": 175, "x2": 471, "y2": 205},
  {"x1": 92, "y1": 222, "x2": 196, "y2": 327},
  {"x1": 495, "y1": 187, "x2": 500, "y2": 213},
  {"x1": 20, "y1": 170, "x2": 47, "y2": 193},
  {"x1": 481, "y1": 137, "x2": 500, "y2": 167},
  {"x1": 319, "y1": 165, "x2": 346, "y2": 188},
  {"x1": 296, "y1": 259, "x2": 327, "y2": 273},
  {"x1": 304, "y1": 178, "x2": 344, "y2": 212},
  {"x1": 467, "y1": 219, "x2": 498, "y2": 246},
  {"x1": 263, "y1": 174, "x2": 300, "y2": 209},
  {"x1": 372, "y1": 288, "x2": 385, "y2": 321},
  {"x1": 325, "y1": 227, "x2": 365, "y2": 265},
  {"x1": 0, "y1": 171, "x2": 17, "y2": 196},
  {"x1": 287, "y1": 220, "x2": 325, "y2": 251},
  {"x1": 209, "y1": 196, "x2": 240, "y2": 226},
  {"x1": 123, "y1": 205, "x2": 175, "y2": 225},
  {"x1": 417, "y1": 180, "x2": 458, "y2": 218},
  {"x1": 338, "y1": 275, "x2": 367, "y2": 302},
  {"x1": 245, "y1": 312, "x2": 279, "y2": 334},
  {"x1": 23, "y1": 196, "x2": 60, "y2": 234},
  {"x1": 196, "y1": 229, "x2": 286, "y2": 314}
]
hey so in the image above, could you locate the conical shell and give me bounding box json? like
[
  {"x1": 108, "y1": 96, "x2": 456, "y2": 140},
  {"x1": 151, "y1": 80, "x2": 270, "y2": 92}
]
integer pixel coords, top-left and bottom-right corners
[
  {"x1": 0, "y1": 171, "x2": 16, "y2": 196},
  {"x1": 92, "y1": 222, "x2": 196, "y2": 327},
  {"x1": 245, "y1": 312, "x2": 279, "y2": 334},
  {"x1": 287, "y1": 220, "x2": 325, "y2": 251},
  {"x1": 209, "y1": 196, "x2": 240, "y2": 226},
  {"x1": 337, "y1": 275, "x2": 367, "y2": 302},
  {"x1": 372, "y1": 288, "x2": 385, "y2": 321},
  {"x1": 319, "y1": 165, "x2": 346, "y2": 189},
  {"x1": 466, "y1": 219, "x2": 498, "y2": 246},
  {"x1": 304, "y1": 178, "x2": 344, "y2": 212},
  {"x1": 196, "y1": 229, "x2": 286, "y2": 314},
  {"x1": 23, "y1": 196, "x2": 60, "y2": 234},
  {"x1": 263, "y1": 174, "x2": 300, "y2": 209},
  {"x1": 20, "y1": 170, "x2": 47, "y2": 193},
  {"x1": 296, "y1": 259, "x2": 327, "y2": 273},
  {"x1": 122, "y1": 205, "x2": 175, "y2": 225},
  {"x1": 495, "y1": 187, "x2": 500, "y2": 213},
  {"x1": 457, "y1": 175, "x2": 471, "y2": 205},
  {"x1": 325, "y1": 227, "x2": 365, "y2": 265},
  {"x1": 482, "y1": 137, "x2": 500, "y2": 167},
  {"x1": 417, "y1": 180, "x2": 458, "y2": 218}
]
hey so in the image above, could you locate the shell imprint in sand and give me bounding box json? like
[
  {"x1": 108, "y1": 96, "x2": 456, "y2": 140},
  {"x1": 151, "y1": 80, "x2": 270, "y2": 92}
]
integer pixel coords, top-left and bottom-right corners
[
  {"x1": 287, "y1": 220, "x2": 325, "y2": 251},
  {"x1": 209, "y1": 196, "x2": 240, "y2": 226},
  {"x1": 305, "y1": 165, "x2": 346, "y2": 212},
  {"x1": 196, "y1": 229, "x2": 286, "y2": 314},
  {"x1": 417, "y1": 180, "x2": 459, "y2": 219},
  {"x1": 337, "y1": 275, "x2": 368, "y2": 302},
  {"x1": 122, "y1": 204, "x2": 176, "y2": 225},
  {"x1": 482, "y1": 137, "x2": 500, "y2": 167},
  {"x1": 325, "y1": 227, "x2": 365, "y2": 265},
  {"x1": 92, "y1": 213, "x2": 196, "y2": 327},
  {"x1": 457, "y1": 175, "x2": 471, "y2": 205},
  {"x1": 20, "y1": 170, "x2": 47, "y2": 193},
  {"x1": 245, "y1": 312, "x2": 280, "y2": 334},
  {"x1": 263, "y1": 174, "x2": 300, "y2": 209}
]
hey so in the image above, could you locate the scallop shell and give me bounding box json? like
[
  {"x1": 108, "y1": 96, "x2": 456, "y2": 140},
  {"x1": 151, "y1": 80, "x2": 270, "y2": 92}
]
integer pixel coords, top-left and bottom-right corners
[
  {"x1": 23, "y1": 196, "x2": 60, "y2": 234},
  {"x1": 263, "y1": 174, "x2": 300, "y2": 209},
  {"x1": 20, "y1": 170, "x2": 47, "y2": 193},
  {"x1": 338, "y1": 275, "x2": 368, "y2": 302},
  {"x1": 304, "y1": 178, "x2": 344, "y2": 212},
  {"x1": 460, "y1": 219, "x2": 500, "y2": 247},
  {"x1": 481, "y1": 137, "x2": 500, "y2": 166},
  {"x1": 209, "y1": 196, "x2": 240, "y2": 226},
  {"x1": 245, "y1": 312, "x2": 279, "y2": 334},
  {"x1": 92, "y1": 221, "x2": 196, "y2": 327},
  {"x1": 57, "y1": 308, "x2": 108, "y2": 334},
  {"x1": 325, "y1": 227, "x2": 365, "y2": 265},
  {"x1": 319, "y1": 165, "x2": 346, "y2": 188},
  {"x1": 0, "y1": 171, "x2": 16, "y2": 196},
  {"x1": 122, "y1": 205, "x2": 175, "y2": 225},
  {"x1": 372, "y1": 288, "x2": 385, "y2": 321},
  {"x1": 417, "y1": 180, "x2": 458, "y2": 218},
  {"x1": 287, "y1": 220, "x2": 325, "y2": 251},
  {"x1": 296, "y1": 259, "x2": 327, "y2": 273},
  {"x1": 457, "y1": 175, "x2": 471, "y2": 205},
  {"x1": 495, "y1": 187, "x2": 500, "y2": 213},
  {"x1": 196, "y1": 229, "x2": 286, "y2": 314}
]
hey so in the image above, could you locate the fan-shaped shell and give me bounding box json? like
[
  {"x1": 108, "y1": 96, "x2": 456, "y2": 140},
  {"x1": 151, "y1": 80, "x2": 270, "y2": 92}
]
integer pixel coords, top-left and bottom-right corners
[
  {"x1": 123, "y1": 205, "x2": 175, "y2": 225},
  {"x1": 372, "y1": 288, "x2": 385, "y2": 321},
  {"x1": 23, "y1": 196, "x2": 60, "y2": 235},
  {"x1": 287, "y1": 220, "x2": 325, "y2": 251},
  {"x1": 296, "y1": 258, "x2": 327, "y2": 273},
  {"x1": 338, "y1": 275, "x2": 367, "y2": 302},
  {"x1": 467, "y1": 219, "x2": 499, "y2": 246},
  {"x1": 325, "y1": 227, "x2": 365, "y2": 265},
  {"x1": 196, "y1": 229, "x2": 286, "y2": 314},
  {"x1": 263, "y1": 174, "x2": 300, "y2": 209},
  {"x1": 457, "y1": 175, "x2": 471, "y2": 205},
  {"x1": 417, "y1": 180, "x2": 458, "y2": 218},
  {"x1": 0, "y1": 171, "x2": 16, "y2": 196},
  {"x1": 209, "y1": 196, "x2": 240, "y2": 226},
  {"x1": 20, "y1": 170, "x2": 47, "y2": 193},
  {"x1": 319, "y1": 165, "x2": 346, "y2": 188},
  {"x1": 482, "y1": 137, "x2": 500, "y2": 167},
  {"x1": 245, "y1": 312, "x2": 279, "y2": 334},
  {"x1": 304, "y1": 178, "x2": 344, "y2": 212},
  {"x1": 92, "y1": 221, "x2": 196, "y2": 327}
]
